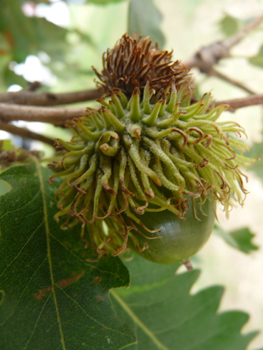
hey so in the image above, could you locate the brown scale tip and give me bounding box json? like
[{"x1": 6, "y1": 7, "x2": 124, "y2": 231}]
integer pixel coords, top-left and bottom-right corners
[{"x1": 92, "y1": 33, "x2": 192, "y2": 98}]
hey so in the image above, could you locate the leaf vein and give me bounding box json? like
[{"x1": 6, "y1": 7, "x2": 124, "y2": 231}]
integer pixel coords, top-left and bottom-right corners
[
  {"x1": 57, "y1": 286, "x2": 132, "y2": 336},
  {"x1": 49, "y1": 231, "x2": 123, "y2": 278},
  {"x1": 0, "y1": 187, "x2": 41, "y2": 221},
  {"x1": 154, "y1": 294, "x2": 221, "y2": 335},
  {"x1": 0, "y1": 220, "x2": 45, "y2": 278},
  {"x1": 23, "y1": 294, "x2": 52, "y2": 350},
  {"x1": 0, "y1": 256, "x2": 47, "y2": 326}
]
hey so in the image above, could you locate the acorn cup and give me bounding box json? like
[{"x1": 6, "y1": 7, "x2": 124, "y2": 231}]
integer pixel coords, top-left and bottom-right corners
[
  {"x1": 49, "y1": 35, "x2": 256, "y2": 268},
  {"x1": 92, "y1": 33, "x2": 192, "y2": 98}
]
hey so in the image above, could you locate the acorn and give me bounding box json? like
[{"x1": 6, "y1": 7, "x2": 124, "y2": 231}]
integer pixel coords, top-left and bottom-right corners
[{"x1": 48, "y1": 35, "x2": 255, "y2": 267}]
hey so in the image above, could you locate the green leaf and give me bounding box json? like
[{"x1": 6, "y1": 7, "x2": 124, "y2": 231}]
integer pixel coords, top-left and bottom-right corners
[
  {"x1": 0, "y1": 179, "x2": 12, "y2": 196},
  {"x1": 214, "y1": 225, "x2": 259, "y2": 254},
  {"x1": 219, "y1": 14, "x2": 240, "y2": 37},
  {"x1": 128, "y1": 0, "x2": 165, "y2": 49},
  {"x1": 3, "y1": 63, "x2": 27, "y2": 88},
  {"x1": 249, "y1": 45, "x2": 263, "y2": 68},
  {"x1": 229, "y1": 228, "x2": 259, "y2": 253},
  {"x1": 0, "y1": 1, "x2": 68, "y2": 62},
  {"x1": 0, "y1": 139, "x2": 14, "y2": 151},
  {"x1": 0, "y1": 56, "x2": 11, "y2": 91},
  {"x1": 111, "y1": 256, "x2": 258, "y2": 350},
  {"x1": 245, "y1": 142, "x2": 263, "y2": 181},
  {"x1": 0, "y1": 162, "x2": 136, "y2": 350}
]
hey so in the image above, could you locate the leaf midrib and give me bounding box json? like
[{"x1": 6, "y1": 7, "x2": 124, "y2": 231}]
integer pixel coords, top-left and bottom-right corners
[
  {"x1": 110, "y1": 289, "x2": 170, "y2": 350},
  {"x1": 35, "y1": 159, "x2": 66, "y2": 350}
]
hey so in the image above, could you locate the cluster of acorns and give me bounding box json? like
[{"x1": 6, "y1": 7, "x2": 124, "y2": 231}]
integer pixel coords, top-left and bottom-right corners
[{"x1": 49, "y1": 34, "x2": 255, "y2": 268}]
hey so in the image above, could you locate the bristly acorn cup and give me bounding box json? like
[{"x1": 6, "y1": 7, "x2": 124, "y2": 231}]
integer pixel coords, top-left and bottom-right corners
[
  {"x1": 48, "y1": 34, "x2": 257, "y2": 269},
  {"x1": 92, "y1": 34, "x2": 192, "y2": 98}
]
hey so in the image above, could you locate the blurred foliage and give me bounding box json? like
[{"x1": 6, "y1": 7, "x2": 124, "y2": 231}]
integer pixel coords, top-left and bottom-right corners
[
  {"x1": 218, "y1": 14, "x2": 240, "y2": 37},
  {"x1": 0, "y1": 0, "x2": 166, "y2": 92},
  {"x1": 0, "y1": 1, "x2": 68, "y2": 62},
  {"x1": 0, "y1": 0, "x2": 128, "y2": 92},
  {"x1": 0, "y1": 139, "x2": 13, "y2": 151},
  {"x1": 229, "y1": 228, "x2": 259, "y2": 254},
  {"x1": 249, "y1": 45, "x2": 263, "y2": 68},
  {"x1": 128, "y1": 0, "x2": 165, "y2": 48},
  {"x1": 214, "y1": 225, "x2": 259, "y2": 254},
  {"x1": 246, "y1": 142, "x2": 263, "y2": 183}
]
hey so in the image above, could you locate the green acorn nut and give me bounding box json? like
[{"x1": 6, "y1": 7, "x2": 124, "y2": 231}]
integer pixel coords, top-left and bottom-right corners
[
  {"x1": 125, "y1": 196, "x2": 215, "y2": 265},
  {"x1": 49, "y1": 35, "x2": 255, "y2": 267}
]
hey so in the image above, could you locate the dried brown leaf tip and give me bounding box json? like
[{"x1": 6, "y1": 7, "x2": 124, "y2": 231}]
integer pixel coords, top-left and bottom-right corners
[{"x1": 92, "y1": 33, "x2": 192, "y2": 98}]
